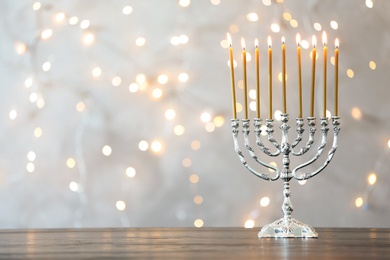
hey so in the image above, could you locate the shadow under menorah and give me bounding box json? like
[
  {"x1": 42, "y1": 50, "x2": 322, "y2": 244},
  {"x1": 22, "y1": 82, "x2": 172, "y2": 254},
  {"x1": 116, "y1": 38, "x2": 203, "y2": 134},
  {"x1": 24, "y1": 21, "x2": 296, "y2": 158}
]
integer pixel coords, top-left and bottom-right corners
[{"x1": 231, "y1": 114, "x2": 340, "y2": 238}]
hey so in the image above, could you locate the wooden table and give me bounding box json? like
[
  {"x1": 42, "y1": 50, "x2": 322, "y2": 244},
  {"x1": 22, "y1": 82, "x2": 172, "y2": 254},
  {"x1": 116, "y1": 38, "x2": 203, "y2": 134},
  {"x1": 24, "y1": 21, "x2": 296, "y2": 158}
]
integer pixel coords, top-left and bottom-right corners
[{"x1": 0, "y1": 228, "x2": 389, "y2": 259}]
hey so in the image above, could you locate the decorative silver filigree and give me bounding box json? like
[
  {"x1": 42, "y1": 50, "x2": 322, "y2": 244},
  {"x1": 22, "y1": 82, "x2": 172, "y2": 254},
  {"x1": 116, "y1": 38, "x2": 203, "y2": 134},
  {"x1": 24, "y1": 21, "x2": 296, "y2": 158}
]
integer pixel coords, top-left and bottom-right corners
[{"x1": 231, "y1": 114, "x2": 341, "y2": 238}]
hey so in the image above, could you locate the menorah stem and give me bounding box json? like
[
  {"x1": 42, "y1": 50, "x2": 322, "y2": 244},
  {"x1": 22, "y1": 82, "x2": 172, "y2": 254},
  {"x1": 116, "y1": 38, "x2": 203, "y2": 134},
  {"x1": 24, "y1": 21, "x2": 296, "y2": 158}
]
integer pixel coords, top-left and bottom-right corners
[{"x1": 282, "y1": 180, "x2": 293, "y2": 221}]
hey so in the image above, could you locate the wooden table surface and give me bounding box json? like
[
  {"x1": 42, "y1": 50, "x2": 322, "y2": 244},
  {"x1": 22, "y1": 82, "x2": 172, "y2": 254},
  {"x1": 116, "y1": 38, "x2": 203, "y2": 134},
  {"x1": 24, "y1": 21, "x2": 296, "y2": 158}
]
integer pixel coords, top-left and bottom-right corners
[{"x1": 0, "y1": 228, "x2": 389, "y2": 259}]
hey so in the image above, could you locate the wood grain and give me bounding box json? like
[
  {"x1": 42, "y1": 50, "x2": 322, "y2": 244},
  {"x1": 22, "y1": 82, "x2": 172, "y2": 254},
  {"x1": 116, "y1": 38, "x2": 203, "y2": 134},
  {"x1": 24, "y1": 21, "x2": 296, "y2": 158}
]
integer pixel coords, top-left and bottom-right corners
[{"x1": 0, "y1": 228, "x2": 389, "y2": 259}]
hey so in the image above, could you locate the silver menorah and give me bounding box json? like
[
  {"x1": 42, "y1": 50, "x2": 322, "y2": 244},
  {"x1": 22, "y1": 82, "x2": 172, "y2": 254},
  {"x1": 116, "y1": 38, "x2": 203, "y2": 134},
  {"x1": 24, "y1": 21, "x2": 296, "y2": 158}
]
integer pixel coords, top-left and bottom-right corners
[{"x1": 231, "y1": 114, "x2": 340, "y2": 238}]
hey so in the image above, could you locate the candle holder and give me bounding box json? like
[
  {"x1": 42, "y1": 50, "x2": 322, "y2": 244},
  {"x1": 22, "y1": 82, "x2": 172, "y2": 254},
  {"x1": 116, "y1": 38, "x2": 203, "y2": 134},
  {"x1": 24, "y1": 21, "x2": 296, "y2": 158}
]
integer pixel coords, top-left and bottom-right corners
[{"x1": 231, "y1": 114, "x2": 340, "y2": 238}]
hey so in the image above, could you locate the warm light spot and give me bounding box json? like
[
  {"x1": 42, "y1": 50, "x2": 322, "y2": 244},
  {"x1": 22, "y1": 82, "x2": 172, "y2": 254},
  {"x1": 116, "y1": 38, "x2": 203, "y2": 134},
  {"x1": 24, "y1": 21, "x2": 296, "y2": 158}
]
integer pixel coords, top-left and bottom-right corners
[
  {"x1": 249, "y1": 89, "x2": 257, "y2": 100},
  {"x1": 211, "y1": 0, "x2": 220, "y2": 5},
  {"x1": 278, "y1": 72, "x2": 287, "y2": 82},
  {"x1": 66, "y1": 158, "x2": 76, "y2": 168},
  {"x1": 365, "y1": 0, "x2": 373, "y2": 8},
  {"x1": 179, "y1": 0, "x2": 191, "y2": 7},
  {"x1": 246, "y1": 13, "x2": 258, "y2": 22},
  {"x1": 135, "y1": 37, "x2": 146, "y2": 46},
  {"x1": 260, "y1": 125, "x2": 267, "y2": 136},
  {"x1": 69, "y1": 16, "x2": 79, "y2": 25},
  {"x1": 165, "y1": 109, "x2": 176, "y2": 120},
  {"x1": 174, "y1": 125, "x2": 186, "y2": 136},
  {"x1": 42, "y1": 61, "x2": 51, "y2": 72},
  {"x1": 126, "y1": 167, "x2": 136, "y2": 178},
  {"x1": 116, "y1": 201, "x2": 126, "y2": 211},
  {"x1": 213, "y1": 116, "x2": 224, "y2": 127},
  {"x1": 32, "y1": 2, "x2": 41, "y2": 10},
  {"x1": 227, "y1": 59, "x2": 238, "y2": 69},
  {"x1": 102, "y1": 145, "x2": 112, "y2": 156},
  {"x1": 205, "y1": 122, "x2": 215, "y2": 132},
  {"x1": 330, "y1": 21, "x2": 339, "y2": 30},
  {"x1": 236, "y1": 103, "x2": 242, "y2": 113},
  {"x1": 134, "y1": 74, "x2": 145, "y2": 85},
  {"x1": 191, "y1": 140, "x2": 201, "y2": 150},
  {"x1": 282, "y1": 12, "x2": 291, "y2": 21},
  {"x1": 368, "y1": 173, "x2": 377, "y2": 185},
  {"x1": 26, "y1": 162, "x2": 35, "y2": 173},
  {"x1": 326, "y1": 110, "x2": 332, "y2": 118},
  {"x1": 25, "y1": 78, "x2": 33, "y2": 88},
  {"x1": 262, "y1": 0, "x2": 271, "y2": 6},
  {"x1": 36, "y1": 98, "x2": 45, "y2": 109},
  {"x1": 249, "y1": 101, "x2": 256, "y2": 112},
  {"x1": 194, "y1": 219, "x2": 204, "y2": 228},
  {"x1": 310, "y1": 51, "x2": 319, "y2": 60},
  {"x1": 27, "y1": 151, "x2": 36, "y2": 162},
  {"x1": 157, "y1": 74, "x2": 169, "y2": 84},
  {"x1": 76, "y1": 102, "x2": 85, "y2": 112},
  {"x1": 260, "y1": 197, "x2": 270, "y2": 207},
  {"x1": 112, "y1": 76, "x2": 122, "y2": 87},
  {"x1": 129, "y1": 83, "x2": 139, "y2": 93},
  {"x1": 274, "y1": 110, "x2": 282, "y2": 121},
  {"x1": 182, "y1": 157, "x2": 192, "y2": 168},
  {"x1": 41, "y1": 29, "x2": 53, "y2": 40},
  {"x1": 271, "y1": 23, "x2": 280, "y2": 33},
  {"x1": 330, "y1": 56, "x2": 335, "y2": 65},
  {"x1": 179, "y1": 34, "x2": 189, "y2": 44},
  {"x1": 355, "y1": 197, "x2": 363, "y2": 208},
  {"x1": 15, "y1": 42, "x2": 27, "y2": 54},
  {"x1": 298, "y1": 180, "x2": 307, "y2": 185},
  {"x1": 138, "y1": 140, "x2": 149, "y2": 151},
  {"x1": 347, "y1": 69, "x2": 354, "y2": 78},
  {"x1": 290, "y1": 19, "x2": 298, "y2": 28},
  {"x1": 190, "y1": 174, "x2": 199, "y2": 184},
  {"x1": 152, "y1": 88, "x2": 163, "y2": 99},
  {"x1": 34, "y1": 127, "x2": 43, "y2": 138},
  {"x1": 9, "y1": 109, "x2": 17, "y2": 120},
  {"x1": 92, "y1": 67, "x2": 102, "y2": 77},
  {"x1": 151, "y1": 141, "x2": 162, "y2": 153},
  {"x1": 300, "y1": 40, "x2": 309, "y2": 49},
  {"x1": 244, "y1": 219, "x2": 255, "y2": 228},
  {"x1": 29, "y1": 92, "x2": 38, "y2": 103},
  {"x1": 80, "y1": 20, "x2": 90, "y2": 29},
  {"x1": 178, "y1": 73, "x2": 189, "y2": 83},
  {"x1": 351, "y1": 107, "x2": 362, "y2": 120},
  {"x1": 171, "y1": 36, "x2": 181, "y2": 46},
  {"x1": 69, "y1": 182, "x2": 79, "y2": 192},
  {"x1": 314, "y1": 23, "x2": 322, "y2": 31},
  {"x1": 220, "y1": 39, "x2": 229, "y2": 48},
  {"x1": 229, "y1": 24, "x2": 239, "y2": 33},
  {"x1": 122, "y1": 5, "x2": 133, "y2": 15},
  {"x1": 194, "y1": 195, "x2": 203, "y2": 205},
  {"x1": 387, "y1": 139, "x2": 390, "y2": 149},
  {"x1": 200, "y1": 112, "x2": 211, "y2": 123},
  {"x1": 369, "y1": 61, "x2": 376, "y2": 70},
  {"x1": 55, "y1": 12, "x2": 65, "y2": 23},
  {"x1": 268, "y1": 161, "x2": 277, "y2": 172},
  {"x1": 83, "y1": 33, "x2": 95, "y2": 45}
]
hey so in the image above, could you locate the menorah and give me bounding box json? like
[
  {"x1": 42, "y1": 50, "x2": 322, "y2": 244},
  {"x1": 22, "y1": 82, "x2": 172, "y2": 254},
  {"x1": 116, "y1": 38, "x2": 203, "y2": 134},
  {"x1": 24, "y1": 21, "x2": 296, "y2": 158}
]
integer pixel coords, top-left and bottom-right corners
[{"x1": 227, "y1": 33, "x2": 340, "y2": 238}]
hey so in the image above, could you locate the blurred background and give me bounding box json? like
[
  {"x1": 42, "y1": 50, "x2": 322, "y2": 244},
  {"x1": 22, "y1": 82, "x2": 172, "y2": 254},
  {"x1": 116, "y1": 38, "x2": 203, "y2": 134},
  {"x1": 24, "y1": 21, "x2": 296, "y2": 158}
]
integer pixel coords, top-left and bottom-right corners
[{"x1": 0, "y1": 0, "x2": 389, "y2": 229}]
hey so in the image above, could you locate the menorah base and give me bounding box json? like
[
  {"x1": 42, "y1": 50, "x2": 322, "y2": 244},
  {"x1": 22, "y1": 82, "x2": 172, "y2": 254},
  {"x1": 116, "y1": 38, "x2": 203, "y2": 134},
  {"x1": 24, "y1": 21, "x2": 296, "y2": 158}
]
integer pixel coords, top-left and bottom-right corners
[{"x1": 258, "y1": 217, "x2": 318, "y2": 238}]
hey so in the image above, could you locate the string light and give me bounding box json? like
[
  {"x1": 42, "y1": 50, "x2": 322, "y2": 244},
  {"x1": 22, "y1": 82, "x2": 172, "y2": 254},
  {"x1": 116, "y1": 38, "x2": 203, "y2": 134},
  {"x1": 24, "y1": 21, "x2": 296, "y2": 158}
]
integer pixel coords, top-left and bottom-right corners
[
  {"x1": 190, "y1": 140, "x2": 201, "y2": 150},
  {"x1": 92, "y1": 67, "x2": 102, "y2": 77},
  {"x1": 102, "y1": 145, "x2": 112, "y2": 156},
  {"x1": 9, "y1": 109, "x2": 17, "y2": 120},
  {"x1": 194, "y1": 219, "x2": 204, "y2": 228},
  {"x1": 246, "y1": 13, "x2": 258, "y2": 22},
  {"x1": 66, "y1": 158, "x2": 76, "y2": 168},
  {"x1": 182, "y1": 157, "x2": 192, "y2": 167},
  {"x1": 126, "y1": 167, "x2": 136, "y2": 178},
  {"x1": 116, "y1": 201, "x2": 126, "y2": 211},
  {"x1": 165, "y1": 109, "x2": 176, "y2": 120},
  {"x1": 200, "y1": 112, "x2": 211, "y2": 123},
  {"x1": 122, "y1": 6, "x2": 133, "y2": 15},
  {"x1": 69, "y1": 182, "x2": 79, "y2": 192},
  {"x1": 138, "y1": 140, "x2": 149, "y2": 151},
  {"x1": 244, "y1": 219, "x2": 255, "y2": 228}
]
